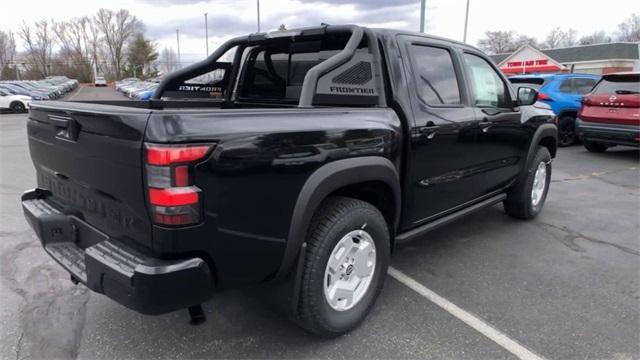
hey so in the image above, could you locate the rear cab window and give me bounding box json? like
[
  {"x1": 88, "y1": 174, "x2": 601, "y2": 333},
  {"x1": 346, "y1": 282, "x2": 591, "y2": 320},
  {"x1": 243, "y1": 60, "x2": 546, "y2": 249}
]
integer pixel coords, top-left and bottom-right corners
[{"x1": 235, "y1": 33, "x2": 376, "y2": 105}]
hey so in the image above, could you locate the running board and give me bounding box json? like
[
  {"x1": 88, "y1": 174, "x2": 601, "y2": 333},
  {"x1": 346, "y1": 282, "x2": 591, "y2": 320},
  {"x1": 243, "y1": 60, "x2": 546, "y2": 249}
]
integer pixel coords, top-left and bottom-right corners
[{"x1": 395, "y1": 193, "x2": 507, "y2": 244}]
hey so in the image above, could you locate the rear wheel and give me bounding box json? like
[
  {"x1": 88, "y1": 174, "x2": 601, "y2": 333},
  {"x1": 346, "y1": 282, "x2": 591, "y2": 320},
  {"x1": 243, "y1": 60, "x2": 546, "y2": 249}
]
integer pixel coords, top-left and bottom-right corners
[
  {"x1": 10, "y1": 102, "x2": 26, "y2": 113},
  {"x1": 298, "y1": 196, "x2": 389, "y2": 337},
  {"x1": 583, "y1": 140, "x2": 608, "y2": 153},
  {"x1": 558, "y1": 115, "x2": 577, "y2": 147},
  {"x1": 504, "y1": 146, "x2": 552, "y2": 219}
]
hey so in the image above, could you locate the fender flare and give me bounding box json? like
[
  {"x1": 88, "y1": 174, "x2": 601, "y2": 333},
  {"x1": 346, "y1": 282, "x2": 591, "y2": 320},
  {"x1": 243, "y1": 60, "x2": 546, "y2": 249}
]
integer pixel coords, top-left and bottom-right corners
[
  {"x1": 275, "y1": 156, "x2": 400, "y2": 279},
  {"x1": 526, "y1": 123, "x2": 558, "y2": 166}
]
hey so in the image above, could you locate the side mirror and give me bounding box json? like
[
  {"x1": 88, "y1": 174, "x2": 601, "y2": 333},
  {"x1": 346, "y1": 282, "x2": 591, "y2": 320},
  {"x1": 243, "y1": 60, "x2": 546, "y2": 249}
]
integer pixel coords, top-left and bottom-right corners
[{"x1": 517, "y1": 87, "x2": 538, "y2": 106}]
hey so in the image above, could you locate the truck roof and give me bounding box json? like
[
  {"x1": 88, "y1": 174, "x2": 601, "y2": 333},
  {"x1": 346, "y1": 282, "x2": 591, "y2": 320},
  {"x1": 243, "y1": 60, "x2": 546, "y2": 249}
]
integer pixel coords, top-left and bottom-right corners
[{"x1": 369, "y1": 27, "x2": 482, "y2": 52}]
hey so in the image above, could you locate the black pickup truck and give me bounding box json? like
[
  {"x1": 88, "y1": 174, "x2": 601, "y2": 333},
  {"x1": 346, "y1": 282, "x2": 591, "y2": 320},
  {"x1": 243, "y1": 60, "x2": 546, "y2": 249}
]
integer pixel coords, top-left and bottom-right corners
[{"x1": 22, "y1": 25, "x2": 557, "y2": 336}]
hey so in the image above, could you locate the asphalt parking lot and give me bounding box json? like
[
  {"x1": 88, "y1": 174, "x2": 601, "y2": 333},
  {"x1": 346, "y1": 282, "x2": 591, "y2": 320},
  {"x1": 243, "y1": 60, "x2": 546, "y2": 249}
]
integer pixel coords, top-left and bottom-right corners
[{"x1": 1, "y1": 86, "x2": 638, "y2": 359}]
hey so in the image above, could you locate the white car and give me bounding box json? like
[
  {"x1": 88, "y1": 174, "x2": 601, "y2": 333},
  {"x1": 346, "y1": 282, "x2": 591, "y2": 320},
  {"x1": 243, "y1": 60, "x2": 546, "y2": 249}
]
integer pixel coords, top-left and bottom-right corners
[
  {"x1": 95, "y1": 76, "x2": 107, "y2": 87},
  {"x1": 0, "y1": 89, "x2": 31, "y2": 113}
]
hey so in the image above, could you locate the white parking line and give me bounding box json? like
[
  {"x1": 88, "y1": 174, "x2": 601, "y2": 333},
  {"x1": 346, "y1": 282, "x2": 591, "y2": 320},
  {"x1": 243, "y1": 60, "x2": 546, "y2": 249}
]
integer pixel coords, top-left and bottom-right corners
[
  {"x1": 66, "y1": 86, "x2": 83, "y2": 100},
  {"x1": 388, "y1": 267, "x2": 546, "y2": 360}
]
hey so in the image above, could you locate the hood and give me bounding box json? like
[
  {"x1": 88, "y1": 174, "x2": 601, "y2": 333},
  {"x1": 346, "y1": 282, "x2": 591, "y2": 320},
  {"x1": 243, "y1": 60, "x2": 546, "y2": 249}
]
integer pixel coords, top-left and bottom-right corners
[{"x1": 532, "y1": 101, "x2": 553, "y2": 111}]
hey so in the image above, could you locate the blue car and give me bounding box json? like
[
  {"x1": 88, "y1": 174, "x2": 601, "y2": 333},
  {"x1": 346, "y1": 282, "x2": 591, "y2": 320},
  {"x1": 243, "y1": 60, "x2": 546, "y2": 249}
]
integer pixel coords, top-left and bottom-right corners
[
  {"x1": 138, "y1": 89, "x2": 155, "y2": 101},
  {"x1": 509, "y1": 73, "x2": 600, "y2": 146}
]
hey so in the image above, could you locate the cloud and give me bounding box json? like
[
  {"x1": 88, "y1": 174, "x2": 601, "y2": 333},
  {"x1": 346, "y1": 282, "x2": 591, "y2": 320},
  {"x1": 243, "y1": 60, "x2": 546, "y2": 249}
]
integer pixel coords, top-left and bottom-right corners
[
  {"x1": 298, "y1": 0, "x2": 417, "y2": 10},
  {"x1": 137, "y1": 0, "x2": 207, "y2": 4}
]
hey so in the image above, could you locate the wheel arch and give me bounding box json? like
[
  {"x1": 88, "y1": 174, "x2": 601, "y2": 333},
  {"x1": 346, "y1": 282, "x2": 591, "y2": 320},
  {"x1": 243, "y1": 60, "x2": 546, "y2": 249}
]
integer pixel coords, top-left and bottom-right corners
[
  {"x1": 557, "y1": 108, "x2": 578, "y2": 119},
  {"x1": 528, "y1": 123, "x2": 558, "y2": 164},
  {"x1": 9, "y1": 100, "x2": 25, "y2": 110},
  {"x1": 275, "y1": 156, "x2": 400, "y2": 279}
]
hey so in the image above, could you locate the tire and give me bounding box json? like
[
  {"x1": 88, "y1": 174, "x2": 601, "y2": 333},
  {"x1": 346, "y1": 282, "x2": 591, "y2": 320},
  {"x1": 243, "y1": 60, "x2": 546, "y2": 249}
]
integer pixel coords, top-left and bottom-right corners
[
  {"x1": 10, "y1": 102, "x2": 26, "y2": 113},
  {"x1": 583, "y1": 140, "x2": 608, "y2": 153},
  {"x1": 504, "y1": 146, "x2": 552, "y2": 220},
  {"x1": 298, "y1": 196, "x2": 390, "y2": 337},
  {"x1": 557, "y1": 115, "x2": 577, "y2": 147}
]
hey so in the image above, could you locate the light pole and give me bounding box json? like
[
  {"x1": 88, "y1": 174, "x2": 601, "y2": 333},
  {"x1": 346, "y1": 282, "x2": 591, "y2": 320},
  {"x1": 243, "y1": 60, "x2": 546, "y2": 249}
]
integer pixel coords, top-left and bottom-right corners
[
  {"x1": 176, "y1": 29, "x2": 181, "y2": 69},
  {"x1": 256, "y1": 0, "x2": 261, "y2": 32},
  {"x1": 463, "y1": 0, "x2": 470, "y2": 43},
  {"x1": 204, "y1": 13, "x2": 209, "y2": 56},
  {"x1": 419, "y1": 0, "x2": 426, "y2": 33}
]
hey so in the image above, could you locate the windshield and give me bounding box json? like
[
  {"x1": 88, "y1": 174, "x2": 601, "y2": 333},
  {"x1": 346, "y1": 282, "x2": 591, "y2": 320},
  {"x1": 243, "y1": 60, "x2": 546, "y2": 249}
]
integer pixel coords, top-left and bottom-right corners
[{"x1": 593, "y1": 76, "x2": 640, "y2": 94}]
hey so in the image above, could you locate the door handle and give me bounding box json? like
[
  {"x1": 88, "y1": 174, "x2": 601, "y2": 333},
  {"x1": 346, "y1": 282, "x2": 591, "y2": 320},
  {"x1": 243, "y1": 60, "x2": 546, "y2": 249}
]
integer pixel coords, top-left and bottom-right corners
[
  {"x1": 419, "y1": 125, "x2": 440, "y2": 139},
  {"x1": 48, "y1": 114, "x2": 71, "y2": 128},
  {"x1": 479, "y1": 120, "x2": 493, "y2": 132}
]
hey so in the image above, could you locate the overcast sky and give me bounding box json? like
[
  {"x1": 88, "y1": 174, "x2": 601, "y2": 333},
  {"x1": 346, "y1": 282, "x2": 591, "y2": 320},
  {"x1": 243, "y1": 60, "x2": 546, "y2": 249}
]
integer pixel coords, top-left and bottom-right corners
[{"x1": 1, "y1": 0, "x2": 638, "y2": 65}]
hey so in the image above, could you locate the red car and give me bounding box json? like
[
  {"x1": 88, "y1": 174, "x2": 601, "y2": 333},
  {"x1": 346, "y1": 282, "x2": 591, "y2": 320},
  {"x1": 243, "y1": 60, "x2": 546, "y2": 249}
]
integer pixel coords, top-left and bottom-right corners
[{"x1": 576, "y1": 72, "x2": 640, "y2": 152}]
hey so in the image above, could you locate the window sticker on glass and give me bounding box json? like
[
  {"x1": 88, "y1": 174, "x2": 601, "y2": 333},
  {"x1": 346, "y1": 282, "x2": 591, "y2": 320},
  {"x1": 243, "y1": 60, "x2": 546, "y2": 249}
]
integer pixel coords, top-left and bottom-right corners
[{"x1": 469, "y1": 64, "x2": 499, "y2": 107}]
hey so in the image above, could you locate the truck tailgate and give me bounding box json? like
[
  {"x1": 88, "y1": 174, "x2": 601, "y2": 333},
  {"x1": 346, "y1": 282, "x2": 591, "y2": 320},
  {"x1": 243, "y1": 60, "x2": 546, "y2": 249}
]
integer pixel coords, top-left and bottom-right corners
[{"x1": 27, "y1": 101, "x2": 153, "y2": 249}]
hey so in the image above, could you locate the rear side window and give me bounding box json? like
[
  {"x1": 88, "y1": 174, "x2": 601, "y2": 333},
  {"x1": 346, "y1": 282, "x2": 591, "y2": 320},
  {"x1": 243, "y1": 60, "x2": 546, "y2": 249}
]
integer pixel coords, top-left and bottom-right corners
[
  {"x1": 593, "y1": 75, "x2": 640, "y2": 94},
  {"x1": 559, "y1": 79, "x2": 572, "y2": 93},
  {"x1": 408, "y1": 45, "x2": 461, "y2": 105},
  {"x1": 559, "y1": 78, "x2": 597, "y2": 94},
  {"x1": 573, "y1": 78, "x2": 597, "y2": 94},
  {"x1": 463, "y1": 53, "x2": 510, "y2": 108}
]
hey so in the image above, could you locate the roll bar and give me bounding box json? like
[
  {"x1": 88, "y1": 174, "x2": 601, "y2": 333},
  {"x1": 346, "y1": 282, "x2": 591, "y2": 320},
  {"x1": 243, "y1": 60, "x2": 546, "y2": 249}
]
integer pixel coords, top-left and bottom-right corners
[{"x1": 153, "y1": 24, "x2": 385, "y2": 107}]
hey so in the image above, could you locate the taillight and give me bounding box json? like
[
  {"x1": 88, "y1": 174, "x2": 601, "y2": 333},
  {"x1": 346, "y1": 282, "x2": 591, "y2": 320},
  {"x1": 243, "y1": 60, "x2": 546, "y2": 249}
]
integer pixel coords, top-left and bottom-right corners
[
  {"x1": 537, "y1": 92, "x2": 551, "y2": 101},
  {"x1": 145, "y1": 143, "x2": 213, "y2": 226}
]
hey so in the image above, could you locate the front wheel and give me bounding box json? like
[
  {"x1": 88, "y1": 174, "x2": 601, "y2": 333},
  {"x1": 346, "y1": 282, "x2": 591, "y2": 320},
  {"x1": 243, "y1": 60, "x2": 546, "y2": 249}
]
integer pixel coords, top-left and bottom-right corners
[
  {"x1": 10, "y1": 102, "x2": 26, "y2": 113},
  {"x1": 504, "y1": 146, "x2": 552, "y2": 219},
  {"x1": 298, "y1": 196, "x2": 389, "y2": 337}
]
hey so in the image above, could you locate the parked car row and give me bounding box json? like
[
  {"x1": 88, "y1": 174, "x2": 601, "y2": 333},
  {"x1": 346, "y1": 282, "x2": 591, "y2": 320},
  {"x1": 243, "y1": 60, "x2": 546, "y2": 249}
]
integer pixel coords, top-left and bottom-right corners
[
  {"x1": 509, "y1": 72, "x2": 639, "y2": 152},
  {"x1": 115, "y1": 78, "x2": 159, "y2": 100},
  {"x1": 509, "y1": 73, "x2": 601, "y2": 147},
  {"x1": 0, "y1": 76, "x2": 78, "y2": 112}
]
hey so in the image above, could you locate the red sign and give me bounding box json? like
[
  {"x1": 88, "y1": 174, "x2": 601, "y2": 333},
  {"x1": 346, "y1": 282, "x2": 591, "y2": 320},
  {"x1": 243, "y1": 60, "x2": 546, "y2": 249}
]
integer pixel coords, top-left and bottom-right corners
[
  {"x1": 501, "y1": 58, "x2": 560, "y2": 74},
  {"x1": 506, "y1": 59, "x2": 549, "y2": 67}
]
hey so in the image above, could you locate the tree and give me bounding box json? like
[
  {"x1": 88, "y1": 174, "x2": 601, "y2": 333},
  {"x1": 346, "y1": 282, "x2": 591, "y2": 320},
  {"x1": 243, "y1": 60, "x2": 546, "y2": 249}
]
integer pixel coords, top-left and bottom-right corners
[
  {"x1": 616, "y1": 14, "x2": 640, "y2": 42},
  {"x1": 278, "y1": 24, "x2": 287, "y2": 31},
  {"x1": 53, "y1": 17, "x2": 94, "y2": 82},
  {"x1": 125, "y1": 33, "x2": 158, "y2": 79},
  {"x1": 94, "y1": 8, "x2": 143, "y2": 80},
  {"x1": 578, "y1": 31, "x2": 612, "y2": 45},
  {"x1": 0, "y1": 31, "x2": 17, "y2": 79},
  {"x1": 514, "y1": 35, "x2": 538, "y2": 49},
  {"x1": 542, "y1": 27, "x2": 577, "y2": 49},
  {"x1": 157, "y1": 48, "x2": 178, "y2": 76},
  {"x1": 19, "y1": 20, "x2": 55, "y2": 78},
  {"x1": 477, "y1": 30, "x2": 517, "y2": 54}
]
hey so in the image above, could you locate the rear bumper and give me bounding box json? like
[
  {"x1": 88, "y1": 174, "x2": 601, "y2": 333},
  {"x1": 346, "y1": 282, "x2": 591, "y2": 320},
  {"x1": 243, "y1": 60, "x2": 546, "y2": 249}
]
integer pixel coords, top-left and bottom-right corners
[
  {"x1": 22, "y1": 188, "x2": 213, "y2": 315},
  {"x1": 576, "y1": 118, "x2": 640, "y2": 147}
]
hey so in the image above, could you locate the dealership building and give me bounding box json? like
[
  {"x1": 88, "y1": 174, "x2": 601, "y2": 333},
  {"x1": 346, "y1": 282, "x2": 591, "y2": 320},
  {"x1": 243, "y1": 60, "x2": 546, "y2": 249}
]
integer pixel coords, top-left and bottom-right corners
[{"x1": 490, "y1": 42, "x2": 640, "y2": 75}]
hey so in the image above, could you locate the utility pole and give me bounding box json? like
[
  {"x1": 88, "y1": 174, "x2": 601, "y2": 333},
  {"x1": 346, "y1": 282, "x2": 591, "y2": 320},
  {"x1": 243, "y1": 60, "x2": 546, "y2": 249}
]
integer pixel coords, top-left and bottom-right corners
[
  {"x1": 256, "y1": 0, "x2": 261, "y2": 32},
  {"x1": 463, "y1": 0, "x2": 470, "y2": 43},
  {"x1": 204, "y1": 13, "x2": 209, "y2": 56},
  {"x1": 419, "y1": 0, "x2": 426, "y2": 33},
  {"x1": 176, "y1": 29, "x2": 181, "y2": 69}
]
